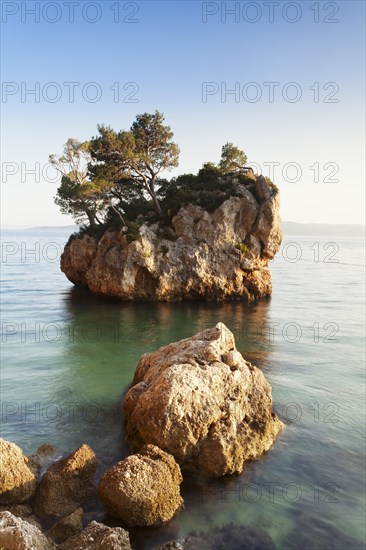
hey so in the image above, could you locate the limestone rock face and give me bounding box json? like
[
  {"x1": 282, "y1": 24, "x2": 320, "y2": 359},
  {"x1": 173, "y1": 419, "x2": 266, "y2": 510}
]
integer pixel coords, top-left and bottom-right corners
[
  {"x1": 61, "y1": 176, "x2": 282, "y2": 301},
  {"x1": 98, "y1": 444, "x2": 183, "y2": 526},
  {"x1": 124, "y1": 323, "x2": 283, "y2": 477},
  {"x1": 0, "y1": 439, "x2": 37, "y2": 505},
  {"x1": 33, "y1": 444, "x2": 97, "y2": 519},
  {"x1": 58, "y1": 520, "x2": 131, "y2": 550},
  {"x1": 0, "y1": 511, "x2": 56, "y2": 550}
]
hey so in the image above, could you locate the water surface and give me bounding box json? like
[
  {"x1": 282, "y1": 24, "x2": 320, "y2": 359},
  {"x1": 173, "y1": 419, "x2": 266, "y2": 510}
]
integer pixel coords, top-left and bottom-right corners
[{"x1": 1, "y1": 229, "x2": 365, "y2": 549}]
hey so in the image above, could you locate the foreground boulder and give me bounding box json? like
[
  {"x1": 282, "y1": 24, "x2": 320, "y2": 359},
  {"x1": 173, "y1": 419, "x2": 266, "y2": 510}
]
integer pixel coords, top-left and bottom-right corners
[
  {"x1": 0, "y1": 439, "x2": 37, "y2": 505},
  {"x1": 0, "y1": 511, "x2": 56, "y2": 550},
  {"x1": 58, "y1": 520, "x2": 131, "y2": 550},
  {"x1": 33, "y1": 444, "x2": 97, "y2": 519},
  {"x1": 61, "y1": 175, "x2": 282, "y2": 301},
  {"x1": 98, "y1": 444, "x2": 183, "y2": 526},
  {"x1": 124, "y1": 323, "x2": 283, "y2": 477}
]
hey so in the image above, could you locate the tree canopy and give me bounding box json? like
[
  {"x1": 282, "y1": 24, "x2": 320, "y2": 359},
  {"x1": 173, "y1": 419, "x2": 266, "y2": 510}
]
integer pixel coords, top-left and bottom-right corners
[
  {"x1": 219, "y1": 142, "x2": 247, "y2": 173},
  {"x1": 89, "y1": 111, "x2": 179, "y2": 218},
  {"x1": 51, "y1": 114, "x2": 269, "y2": 237}
]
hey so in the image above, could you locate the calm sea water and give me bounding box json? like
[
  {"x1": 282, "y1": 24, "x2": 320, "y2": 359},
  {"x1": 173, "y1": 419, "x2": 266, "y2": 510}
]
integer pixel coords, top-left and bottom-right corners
[{"x1": 1, "y1": 229, "x2": 365, "y2": 549}]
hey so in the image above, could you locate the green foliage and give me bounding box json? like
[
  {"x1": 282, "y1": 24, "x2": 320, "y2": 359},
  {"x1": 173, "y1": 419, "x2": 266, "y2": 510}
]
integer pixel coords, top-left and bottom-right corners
[
  {"x1": 265, "y1": 176, "x2": 279, "y2": 193},
  {"x1": 52, "y1": 117, "x2": 279, "y2": 239},
  {"x1": 235, "y1": 242, "x2": 251, "y2": 256},
  {"x1": 89, "y1": 110, "x2": 179, "y2": 218},
  {"x1": 125, "y1": 221, "x2": 142, "y2": 243},
  {"x1": 198, "y1": 162, "x2": 223, "y2": 180},
  {"x1": 219, "y1": 142, "x2": 247, "y2": 174},
  {"x1": 53, "y1": 111, "x2": 179, "y2": 226}
]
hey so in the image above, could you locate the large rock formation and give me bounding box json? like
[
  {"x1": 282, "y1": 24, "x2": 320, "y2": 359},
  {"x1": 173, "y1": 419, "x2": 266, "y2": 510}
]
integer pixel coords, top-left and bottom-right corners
[
  {"x1": 124, "y1": 323, "x2": 283, "y2": 477},
  {"x1": 98, "y1": 444, "x2": 183, "y2": 526},
  {"x1": 0, "y1": 511, "x2": 56, "y2": 550},
  {"x1": 33, "y1": 444, "x2": 97, "y2": 519},
  {"x1": 61, "y1": 176, "x2": 281, "y2": 301},
  {"x1": 0, "y1": 439, "x2": 37, "y2": 505}
]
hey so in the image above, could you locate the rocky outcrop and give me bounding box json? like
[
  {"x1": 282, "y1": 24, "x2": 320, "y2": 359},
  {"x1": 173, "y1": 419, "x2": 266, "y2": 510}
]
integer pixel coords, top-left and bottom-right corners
[
  {"x1": 61, "y1": 176, "x2": 281, "y2": 301},
  {"x1": 0, "y1": 439, "x2": 37, "y2": 505},
  {"x1": 0, "y1": 511, "x2": 56, "y2": 550},
  {"x1": 58, "y1": 520, "x2": 131, "y2": 550},
  {"x1": 98, "y1": 444, "x2": 183, "y2": 526},
  {"x1": 124, "y1": 323, "x2": 283, "y2": 477},
  {"x1": 33, "y1": 444, "x2": 97, "y2": 519}
]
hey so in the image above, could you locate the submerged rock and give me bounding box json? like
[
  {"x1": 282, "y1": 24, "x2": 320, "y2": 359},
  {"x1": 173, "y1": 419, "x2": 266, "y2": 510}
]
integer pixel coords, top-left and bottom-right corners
[
  {"x1": 33, "y1": 444, "x2": 97, "y2": 519},
  {"x1": 159, "y1": 523, "x2": 275, "y2": 549},
  {"x1": 0, "y1": 511, "x2": 56, "y2": 550},
  {"x1": 0, "y1": 439, "x2": 37, "y2": 505},
  {"x1": 98, "y1": 444, "x2": 183, "y2": 526},
  {"x1": 61, "y1": 176, "x2": 282, "y2": 301},
  {"x1": 58, "y1": 520, "x2": 131, "y2": 550},
  {"x1": 124, "y1": 323, "x2": 283, "y2": 477}
]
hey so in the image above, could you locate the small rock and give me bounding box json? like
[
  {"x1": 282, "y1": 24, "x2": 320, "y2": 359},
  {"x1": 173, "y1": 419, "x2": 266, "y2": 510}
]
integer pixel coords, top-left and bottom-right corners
[
  {"x1": 33, "y1": 444, "x2": 97, "y2": 519},
  {"x1": 0, "y1": 511, "x2": 56, "y2": 550},
  {"x1": 98, "y1": 444, "x2": 183, "y2": 526},
  {"x1": 0, "y1": 503, "x2": 41, "y2": 529},
  {"x1": 58, "y1": 520, "x2": 131, "y2": 549},
  {"x1": 0, "y1": 439, "x2": 37, "y2": 505},
  {"x1": 47, "y1": 507, "x2": 83, "y2": 543}
]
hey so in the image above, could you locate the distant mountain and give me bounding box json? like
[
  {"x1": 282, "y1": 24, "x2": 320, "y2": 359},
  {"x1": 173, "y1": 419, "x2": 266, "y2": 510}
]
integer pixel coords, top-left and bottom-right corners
[{"x1": 282, "y1": 222, "x2": 365, "y2": 237}]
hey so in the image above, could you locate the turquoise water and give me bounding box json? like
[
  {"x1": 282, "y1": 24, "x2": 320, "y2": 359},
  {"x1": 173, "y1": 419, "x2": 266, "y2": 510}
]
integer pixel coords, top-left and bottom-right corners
[{"x1": 1, "y1": 229, "x2": 365, "y2": 549}]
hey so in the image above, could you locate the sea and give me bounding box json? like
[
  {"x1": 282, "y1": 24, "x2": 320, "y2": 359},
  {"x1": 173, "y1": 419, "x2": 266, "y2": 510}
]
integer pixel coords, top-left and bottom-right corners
[{"x1": 1, "y1": 228, "x2": 365, "y2": 549}]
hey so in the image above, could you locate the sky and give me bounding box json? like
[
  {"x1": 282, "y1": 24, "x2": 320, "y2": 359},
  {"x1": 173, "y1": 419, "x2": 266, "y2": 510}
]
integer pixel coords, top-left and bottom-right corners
[{"x1": 1, "y1": 0, "x2": 365, "y2": 226}]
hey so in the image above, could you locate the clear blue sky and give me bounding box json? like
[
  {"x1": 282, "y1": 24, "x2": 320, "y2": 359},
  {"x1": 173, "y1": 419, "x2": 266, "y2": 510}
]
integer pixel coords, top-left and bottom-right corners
[{"x1": 1, "y1": 0, "x2": 365, "y2": 226}]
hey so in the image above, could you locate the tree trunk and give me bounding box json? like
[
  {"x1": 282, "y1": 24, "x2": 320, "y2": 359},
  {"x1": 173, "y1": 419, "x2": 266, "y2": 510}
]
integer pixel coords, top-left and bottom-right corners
[
  {"x1": 148, "y1": 179, "x2": 164, "y2": 218},
  {"x1": 86, "y1": 211, "x2": 97, "y2": 229},
  {"x1": 110, "y1": 203, "x2": 126, "y2": 225}
]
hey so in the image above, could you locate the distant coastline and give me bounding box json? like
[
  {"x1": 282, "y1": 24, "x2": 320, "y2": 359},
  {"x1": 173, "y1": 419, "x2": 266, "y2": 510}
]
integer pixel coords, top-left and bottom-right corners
[
  {"x1": 281, "y1": 221, "x2": 365, "y2": 237},
  {"x1": 0, "y1": 222, "x2": 364, "y2": 237}
]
